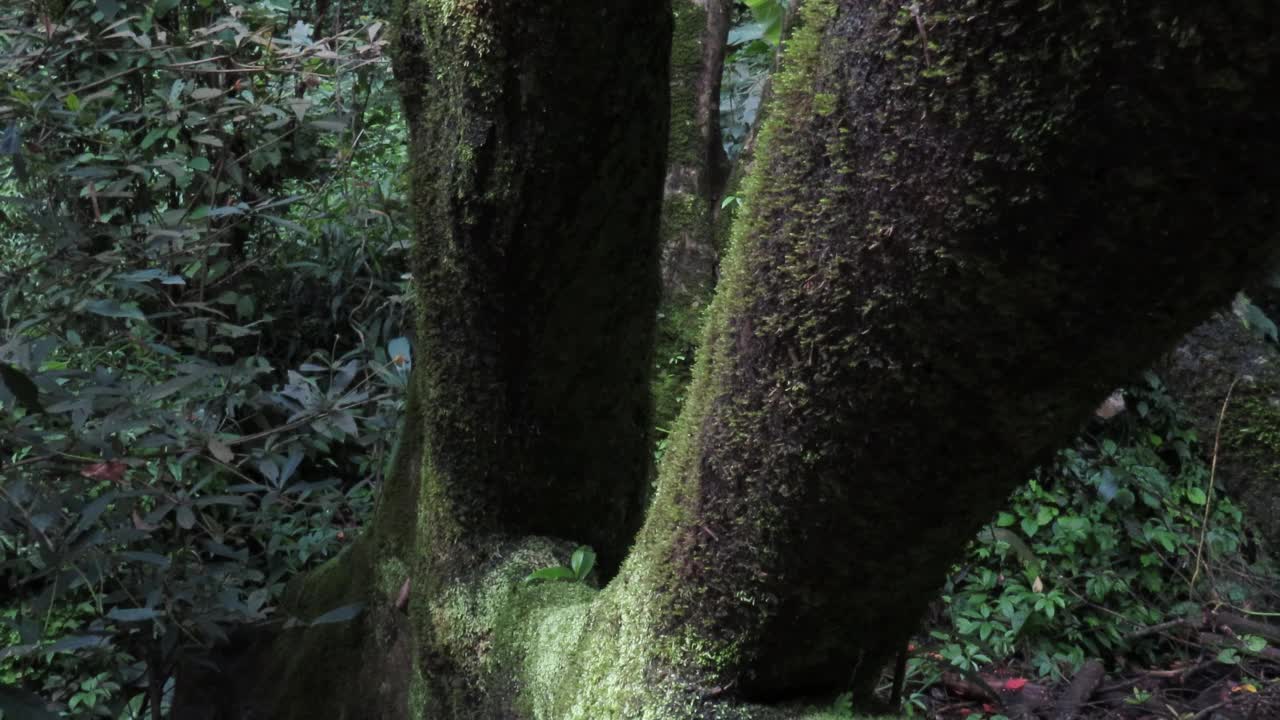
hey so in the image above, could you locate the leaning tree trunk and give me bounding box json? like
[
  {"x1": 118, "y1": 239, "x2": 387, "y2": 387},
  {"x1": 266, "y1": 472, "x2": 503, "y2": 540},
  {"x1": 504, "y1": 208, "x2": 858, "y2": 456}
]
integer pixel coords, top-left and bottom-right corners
[{"x1": 250, "y1": 1, "x2": 1280, "y2": 718}]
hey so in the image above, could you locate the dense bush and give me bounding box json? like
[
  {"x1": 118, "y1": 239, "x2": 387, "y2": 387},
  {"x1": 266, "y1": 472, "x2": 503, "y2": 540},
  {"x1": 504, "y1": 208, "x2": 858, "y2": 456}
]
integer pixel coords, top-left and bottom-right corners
[
  {"x1": 900, "y1": 374, "x2": 1277, "y2": 714},
  {"x1": 3, "y1": 2, "x2": 1276, "y2": 719},
  {"x1": 1, "y1": 2, "x2": 409, "y2": 716}
]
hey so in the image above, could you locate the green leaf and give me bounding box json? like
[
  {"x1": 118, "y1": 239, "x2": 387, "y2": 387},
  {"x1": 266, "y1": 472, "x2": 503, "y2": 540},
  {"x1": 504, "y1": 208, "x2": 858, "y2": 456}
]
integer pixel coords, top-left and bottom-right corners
[
  {"x1": 118, "y1": 552, "x2": 170, "y2": 568},
  {"x1": 1020, "y1": 518, "x2": 1039, "y2": 538},
  {"x1": 189, "y1": 87, "x2": 223, "y2": 101},
  {"x1": 96, "y1": 0, "x2": 121, "y2": 22},
  {"x1": 728, "y1": 23, "x2": 765, "y2": 46},
  {"x1": 0, "y1": 685, "x2": 61, "y2": 720},
  {"x1": 523, "y1": 566, "x2": 576, "y2": 584},
  {"x1": 71, "y1": 493, "x2": 116, "y2": 538},
  {"x1": 175, "y1": 505, "x2": 195, "y2": 530},
  {"x1": 309, "y1": 603, "x2": 365, "y2": 626},
  {"x1": 140, "y1": 127, "x2": 165, "y2": 148},
  {"x1": 742, "y1": 0, "x2": 786, "y2": 45},
  {"x1": 0, "y1": 362, "x2": 44, "y2": 413},
  {"x1": 83, "y1": 299, "x2": 145, "y2": 320},
  {"x1": 188, "y1": 157, "x2": 211, "y2": 172},
  {"x1": 42, "y1": 635, "x2": 109, "y2": 655},
  {"x1": 570, "y1": 546, "x2": 596, "y2": 581},
  {"x1": 106, "y1": 608, "x2": 159, "y2": 623},
  {"x1": 143, "y1": 370, "x2": 210, "y2": 401},
  {"x1": 65, "y1": 93, "x2": 81, "y2": 111},
  {"x1": 154, "y1": 0, "x2": 180, "y2": 16},
  {"x1": 1233, "y1": 292, "x2": 1279, "y2": 342},
  {"x1": 1187, "y1": 486, "x2": 1207, "y2": 505},
  {"x1": 309, "y1": 119, "x2": 349, "y2": 133},
  {"x1": 388, "y1": 336, "x2": 412, "y2": 370}
]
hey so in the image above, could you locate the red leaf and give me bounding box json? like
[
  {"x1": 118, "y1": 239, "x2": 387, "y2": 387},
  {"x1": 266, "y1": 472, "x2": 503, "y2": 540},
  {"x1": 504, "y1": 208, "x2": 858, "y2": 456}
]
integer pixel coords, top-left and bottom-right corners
[
  {"x1": 1005, "y1": 677, "x2": 1028, "y2": 691},
  {"x1": 80, "y1": 461, "x2": 127, "y2": 482}
]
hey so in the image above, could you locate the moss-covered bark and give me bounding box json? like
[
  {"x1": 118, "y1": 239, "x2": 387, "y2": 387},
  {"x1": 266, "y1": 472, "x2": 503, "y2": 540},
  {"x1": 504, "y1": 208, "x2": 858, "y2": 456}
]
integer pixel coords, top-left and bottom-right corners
[
  {"x1": 1163, "y1": 311, "x2": 1280, "y2": 556},
  {"x1": 391, "y1": 0, "x2": 671, "y2": 576},
  {"x1": 627, "y1": 0, "x2": 1280, "y2": 704},
  {"x1": 255, "y1": 1, "x2": 1280, "y2": 718}
]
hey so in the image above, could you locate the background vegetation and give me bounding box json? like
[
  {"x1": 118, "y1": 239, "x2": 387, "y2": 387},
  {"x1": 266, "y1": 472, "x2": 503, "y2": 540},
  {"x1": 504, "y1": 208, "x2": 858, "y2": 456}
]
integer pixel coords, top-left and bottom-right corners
[{"x1": 2, "y1": 1, "x2": 1276, "y2": 718}]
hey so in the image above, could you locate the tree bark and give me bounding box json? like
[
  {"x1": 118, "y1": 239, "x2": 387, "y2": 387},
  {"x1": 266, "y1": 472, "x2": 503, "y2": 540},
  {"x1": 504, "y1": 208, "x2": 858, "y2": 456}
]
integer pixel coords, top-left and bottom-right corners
[
  {"x1": 660, "y1": 0, "x2": 731, "y2": 303},
  {"x1": 1162, "y1": 307, "x2": 1280, "y2": 557},
  {"x1": 653, "y1": 0, "x2": 732, "y2": 439},
  {"x1": 253, "y1": 1, "x2": 1280, "y2": 718},
  {"x1": 638, "y1": 0, "x2": 1280, "y2": 701},
  {"x1": 390, "y1": 0, "x2": 671, "y2": 577}
]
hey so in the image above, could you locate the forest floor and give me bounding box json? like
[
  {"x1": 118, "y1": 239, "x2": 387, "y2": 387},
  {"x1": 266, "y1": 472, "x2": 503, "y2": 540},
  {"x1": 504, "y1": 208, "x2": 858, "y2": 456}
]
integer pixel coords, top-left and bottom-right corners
[{"x1": 911, "y1": 637, "x2": 1280, "y2": 720}]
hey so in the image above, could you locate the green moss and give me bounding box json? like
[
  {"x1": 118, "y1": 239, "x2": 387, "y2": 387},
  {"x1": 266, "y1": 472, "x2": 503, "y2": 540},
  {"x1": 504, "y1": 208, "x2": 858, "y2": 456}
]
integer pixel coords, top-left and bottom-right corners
[
  {"x1": 812, "y1": 92, "x2": 837, "y2": 117},
  {"x1": 265, "y1": 542, "x2": 377, "y2": 720},
  {"x1": 668, "y1": 0, "x2": 710, "y2": 169},
  {"x1": 1219, "y1": 393, "x2": 1280, "y2": 547},
  {"x1": 653, "y1": 299, "x2": 709, "y2": 442}
]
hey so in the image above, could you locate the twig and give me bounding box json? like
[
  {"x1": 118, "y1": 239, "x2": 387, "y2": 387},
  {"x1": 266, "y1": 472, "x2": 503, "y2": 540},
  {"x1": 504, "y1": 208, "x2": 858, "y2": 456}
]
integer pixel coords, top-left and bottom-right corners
[
  {"x1": 1190, "y1": 378, "x2": 1238, "y2": 591},
  {"x1": 910, "y1": 2, "x2": 932, "y2": 67},
  {"x1": 1126, "y1": 617, "x2": 1192, "y2": 643},
  {"x1": 1193, "y1": 701, "x2": 1226, "y2": 720},
  {"x1": 221, "y1": 392, "x2": 392, "y2": 448}
]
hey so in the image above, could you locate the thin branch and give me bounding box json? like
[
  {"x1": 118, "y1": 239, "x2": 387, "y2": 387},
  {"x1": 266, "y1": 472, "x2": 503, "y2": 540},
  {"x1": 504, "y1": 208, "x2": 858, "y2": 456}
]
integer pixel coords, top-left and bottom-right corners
[{"x1": 1190, "y1": 377, "x2": 1238, "y2": 591}]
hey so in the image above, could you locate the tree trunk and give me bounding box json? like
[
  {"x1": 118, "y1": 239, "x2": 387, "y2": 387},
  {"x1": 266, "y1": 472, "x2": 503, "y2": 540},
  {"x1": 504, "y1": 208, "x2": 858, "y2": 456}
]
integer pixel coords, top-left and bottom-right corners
[
  {"x1": 653, "y1": 0, "x2": 731, "y2": 438},
  {"x1": 1162, "y1": 307, "x2": 1280, "y2": 557},
  {"x1": 390, "y1": 0, "x2": 672, "y2": 577},
  {"x1": 660, "y1": 0, "x2": 731, "y2": 303},
  {"x1": 251, "y1": 1, "x2": 1280, "y2": 718}
]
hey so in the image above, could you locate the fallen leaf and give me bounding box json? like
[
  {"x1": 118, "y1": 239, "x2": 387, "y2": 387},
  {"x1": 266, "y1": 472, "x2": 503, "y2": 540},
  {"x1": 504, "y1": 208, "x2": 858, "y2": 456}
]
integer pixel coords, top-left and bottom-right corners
[
  {"x1": 207, "y1": 438, "x2": 234, "y2": 463},
  {"x1": 80, "y1": 461, "x2": 127, "y2": 482}
]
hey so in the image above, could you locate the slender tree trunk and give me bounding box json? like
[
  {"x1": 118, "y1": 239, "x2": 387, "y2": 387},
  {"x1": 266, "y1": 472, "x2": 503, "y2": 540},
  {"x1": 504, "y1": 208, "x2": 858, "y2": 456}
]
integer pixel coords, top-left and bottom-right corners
[
  {"x1": 251, "y1": 2, "x2": 1280, "y2": 718},
  {"x1": 653, "y1": 0, "x2": 732, "y2": 438},
  {"x1": 661, "y1": 0, "x2": 731, "y2": 302}
]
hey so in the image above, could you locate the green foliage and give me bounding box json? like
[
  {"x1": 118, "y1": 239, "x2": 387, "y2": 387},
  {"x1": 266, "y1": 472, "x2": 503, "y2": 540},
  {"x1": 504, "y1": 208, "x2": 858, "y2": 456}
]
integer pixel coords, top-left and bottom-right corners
[
  {"x1": 0, "y1": 0, "x2": 407, "y2": 716},
  {"x1": 524, "y1": 546, "x2": 597, "y2": 585},
  {"x1": 652, "y1": 303, "x2": 706, "y2": 466},
  {"x1": 1233, "y1": 291, "x2": 1279, "y2": 344},
  {"x1": 721, "y1": 2, "x2": 784, "y2": 158},
  {"x1": 910, "y1": 373, "x2": 1275, "y2": 706}
]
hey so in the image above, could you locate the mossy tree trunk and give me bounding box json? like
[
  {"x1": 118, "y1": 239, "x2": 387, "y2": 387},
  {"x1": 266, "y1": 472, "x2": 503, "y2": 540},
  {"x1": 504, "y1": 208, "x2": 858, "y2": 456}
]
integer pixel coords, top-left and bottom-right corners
[
  {"x1": 390, "y1": 0, "x2": 672, "y2": 577},
  {"x1": 1163, "y1": 307, "x2": 1280, "y2": 557},
  {"x1": 661, "y1": 0, "x2": 731, "y2": 302},
  {"x1": 252, "y1": 1, "x2": 1280, "y2": 718}
]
